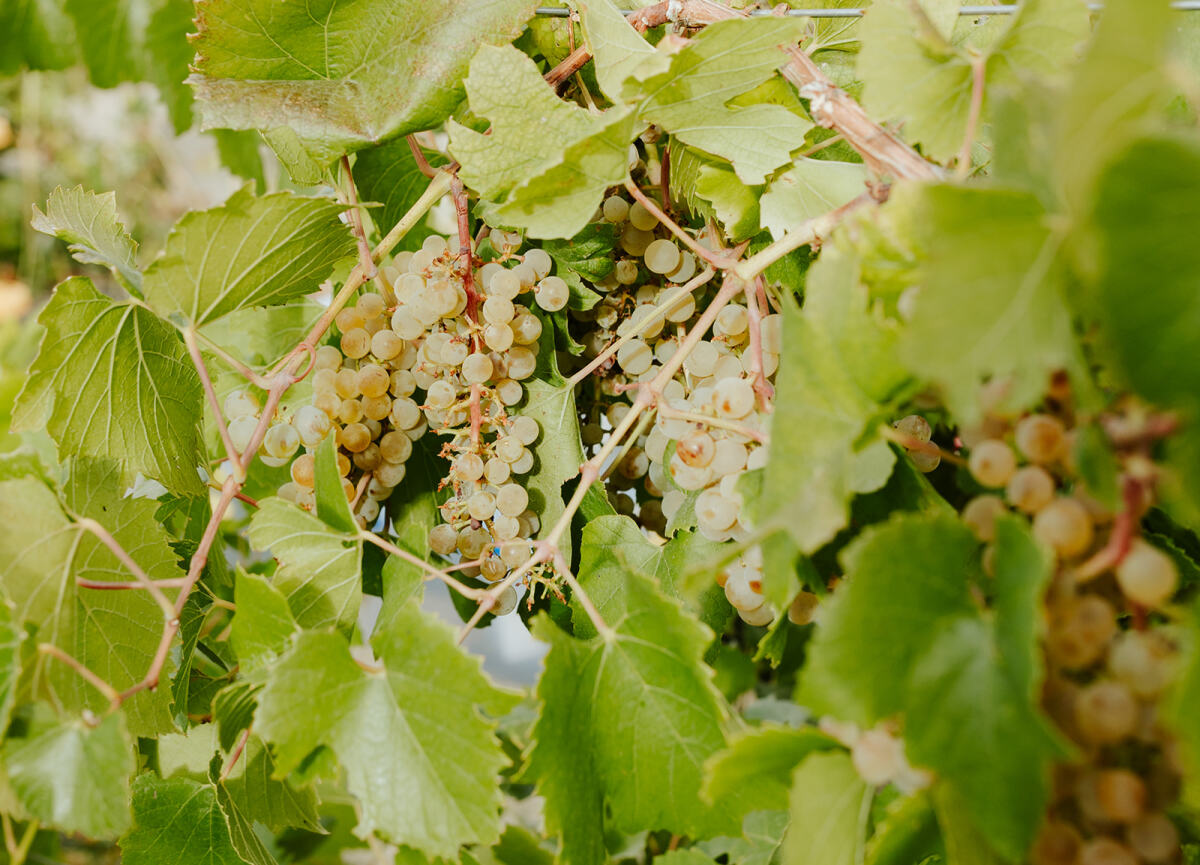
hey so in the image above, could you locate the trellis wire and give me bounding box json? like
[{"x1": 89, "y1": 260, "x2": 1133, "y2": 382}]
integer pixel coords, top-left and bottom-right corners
[{"x1": 535, "y1": 1, "x2": 1200, "y2": 17}]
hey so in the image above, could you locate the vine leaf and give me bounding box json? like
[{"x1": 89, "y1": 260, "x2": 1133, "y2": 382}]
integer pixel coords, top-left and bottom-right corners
[
  {"x1": 526, "y1": 564, "x2": 736, "y2": 864},
  {"x1": 229, "y1": 569, "x2": 297, "y2": 673},
  {"x1": 188, "y1": 0, "x2": 539, "y2": 178},
  {"x1": 14, "y1": 277, "x2": 205, "y2": 496},
  {"x1": 352, "y1": 141, "x2": 448, "y2": 253},
  {"x1": 222, "y1": 738, "x2": 322, "y2": 834},
  {"x1": 254, "y1": 598, "x2": 516, "y2": 859},
  {"x1": 698, "y1": 811, "x2": 789, "y2": 865},
  {"x1": 449, "y1": 45, "x2": 635, "y2": 238},
  {"x1": 759, "y1": 159, "x2": 869, "y2": 240},
  {"x1": 31, "y1": 186, "x2": 142, "y2": 294},
  {"x1": 782, "y1": 752, "x2": 870, "y2": 865},
  {"x1": 800, "y1": 513, "x2": 1066, "y2": 858},
  {"x1": 701, "y1": 725, "x2": 840, "y2": 820},
  {"x1": 0, "y1": 0, "x2": 76, "y2": 74},
  {"x1": 143, "y1": 187, "x2": 356, "y2": 326},
  {"x1": 858, "y1": 0, "x2": 1090, "y2": 163},
  {"x1": 6, "y1": 708, "x2": 136, "y2": 840},
  {"x1": 0, "y1": 460, "x2": 182, "y2": 735},
  {"x1": 120, "y1": 773, "x2": 274, "y2": 865},
  {"x1": 667, "y1": 140, "x2": 762, "y2": 242},
  {"x1": 245, "y1": 497, "x2": 361, "y2": 635},
  {"x1": 0, "y1": 592, "x2": 21, "y2": 737},
  {"x1": 760, "y1": 245, "x2": 905, "y2": 596}
]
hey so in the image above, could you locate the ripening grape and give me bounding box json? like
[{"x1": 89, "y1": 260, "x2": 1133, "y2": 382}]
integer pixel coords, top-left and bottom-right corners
[
  {"x1": 1108, "y1": 630, "x2": 1176, "y2": 698},
  {"x1": 1006, "y1": 465, "x2": 1055, "y2": 513},
  {"x1": 1031, "y1": 822, "x2": 1082, "y2": 865},
  {"x1": 535, "y1": 276, "x2": 569, "y2": 312},
  {"x1": 962, "y1": 494, "x2": 1006, "y2": 542},
  {"x1": 969, "y1": 439, "x2": 1017, "y2": 488},
  {"x1": 1126, "y1": 813, "x2": 1179, "y2": 863},
  {"x1": 263, "y1": 423, "x2": 300, "y2": 459},
  {"x1": 1015, "y1": 414, "x2": 1066, "y2": 464},
  {"x1": 492, "y1": 585, "x2": 519, "y2": 616},
  {"x1": 644, "y1": 238, "x2": 681, "y2": 275},
  {"x1": 1033, "y1": 497, "x2": 1094, "y2": 558},
  {"x1": 628, "y1": 200, "x2": 658, "y2": 231},
  {"x1": 1115, "y1": 540, "x2": 1178, "y2": 608},
  {"x1": 893, "y1": 414, "x2": 932, "y2": 442},
  {"x1": 1095, "y1": 769, "x2": 1147, "y2": 822},
  {"x1": 228, "y1": 415, "x2": 259, "y2": 454},
  {"x1": 1075, "y1": 680, "x2": 1138, "y2": 745},
  {"x1": 1079, "y1": 838, "x2": 1138, "y2": 865},
  {"x1": 224, "y1": 389, "x2": 259, "y2": 420}
]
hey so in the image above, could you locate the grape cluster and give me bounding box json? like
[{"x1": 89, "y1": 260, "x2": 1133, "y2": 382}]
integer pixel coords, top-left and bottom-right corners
[
  {"x1": 939, "y1": 402, "x2": 1184, "y2": 865},
  {"x1": 569, "y1": 193, "x2": 783, "y2": 626},
  {"x1": 239, "y1": 232, "x2": 575, "y2": 612}
]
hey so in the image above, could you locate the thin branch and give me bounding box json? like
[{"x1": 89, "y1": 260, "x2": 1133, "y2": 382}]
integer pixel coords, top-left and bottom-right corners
[
  {"x1": 341, "y1": 156, "x2": 393, "y2": 306},
  {"x1": 623, "y1": 177, "x2": 732, "y2": 269},
  {"x1": 1076, "y1": 476, "x2": 1143, "y2": 582},
  {"x1": 184, "y1": 327, "x2": 244, "y2": 480},
  {"x1": 956, "y1": 57, "x2": 986, "y2": 179},
  {"x1": 744, "y1": 275, "x2": 774, "y2": 411},
  {"x1": 406, "y1": 135, "x2": 438, "y2": 178},
  {"x1": 359, "y1": 530, "x2": 486, "y2": 600},
  {"x1": 77, "y1": 576, "x2": 190, "y2": 591},
  {"x1": 74, "y1": 518, "x2": 177, "y2": 619},
  {"x1": 547, "y1": 45, "x2": 593, "y2": 89},
  {"x1": 219, "y1": 726, "x2": 252, "y2": 782},
  {"x1": 796, "y1": 133, "x2": 846, "y2": 159},
  {"x1": 37, "y1": 644, "x2": 120, "y2": 711},
  {"x1": 657, "y1": 403, "x2": 768, "y2": 443},
  {"x1": 734, "y1": 190, "x2": 879, "y2": 280}
]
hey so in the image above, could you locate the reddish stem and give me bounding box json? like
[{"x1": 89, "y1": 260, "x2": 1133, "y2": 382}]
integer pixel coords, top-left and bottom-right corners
[
  {"x1": 1076, "y1": 476, "x2": 1143, "y2": 582},
  {"x1": 406, "y1": 136, "x2": 438, "y2": 179},
  {"x1": 744, "y1": 276, "x2": 774, "y2": 411}
]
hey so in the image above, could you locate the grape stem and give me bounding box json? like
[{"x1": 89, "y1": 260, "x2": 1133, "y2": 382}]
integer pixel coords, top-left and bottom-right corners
[
  {"x1": 184, "y1": 326, "x2": 245, "y2": 481},
  {"x1": 36, "y1": 644, "x2": 120, "y2": 713},
  {"x1": 359, "y1": 530, "x2": 487, "y2": 601},
  {"x1": 406, "y1": 135, "x2": 439, "y2": 179},
  {"x1": 194, "y1": 329, "x2": 271, "y2": 389},
  {"x1": 339, "y1": 156, "x2": 393, "y2": 306},
  {"x1": 1075, "y1": 475, "x2": 1143, "y2": 583},
  {"x1": 655, "y1": 403, "x2": 769, "y2": 443},
  {"x1": 1, "y1": 813, "x2": 38, "y2": 865},
  {"x1": 623, "y1": 177, "x2": 734, "y2": 270},
  {"x1": 956, "y1": 57, "x2": 986, "y2": 179},
  {"x1": 219, "y1": 726, "x2": 253, "y2": 782},
  {"x1": 744, "y1": 275, "x2": 774, "y2": 411},
  {"x1": 72, "y1": 517, "x2": 178, "y2": 620}
]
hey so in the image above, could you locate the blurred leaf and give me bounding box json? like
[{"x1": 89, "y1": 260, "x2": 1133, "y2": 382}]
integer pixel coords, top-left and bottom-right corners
[
  {"x1": 782, "y1": 752, "x2": 870, "y2": 865},
  {"x1": 31, "y1": 186, "x2": 142, "y2": 294}
]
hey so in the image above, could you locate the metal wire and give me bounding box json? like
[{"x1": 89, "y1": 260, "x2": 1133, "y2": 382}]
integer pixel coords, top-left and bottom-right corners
[{"x1": 535, "y1": 1, "x2": 1200, "y2": 17}]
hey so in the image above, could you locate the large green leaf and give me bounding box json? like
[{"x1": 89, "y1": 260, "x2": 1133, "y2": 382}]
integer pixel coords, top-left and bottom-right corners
[
  {"x1": 230, "y1": 569, "x2": 298, "y2": 672},
  {"x1": 702, "y1": 725, "x2": 840, "y2": 819},
  {"x1": 255, "y1": 598, "x2": 515, "y2": 858},
  {"x1": 6, "y1": 709, "x2": 135, "y2": 840},
  {"x1": 892, "y1": 183, "x2": 1075, "y2": 421},
  {"x1": 0, "y1": 0, "x2": 76, "y2": 74},
  {"x1": 668, "y1": 140, "x2": 762, "y2": 241},
  {"x1": 14, "y1": 278, "x2": 205, "y2": 496},
  {"x1": 449, "y1": 45, "x2": 636, "y2": 238},
  {"x1": 526, "y1": 567, "x2": 734, "y2": 864},
  {"x1": 352, "y1": 141, "x2": 448, "y2": 252},
  {"x1": 144, "y1": 187, "x2": 355, "y2": 326},
  {"x1": 0, "y1": 593, "x2": 22, "y2": 737},
  {"x1": 759, "y1": 159, "x2": 868, "y2": 240},
  {"x1": 31, "y1": 186, "x2": 142, "y2": 294},
  {"x1": 760, "y1": 246, "x2": 904, "y2": 587},
  {"x1": 189, "y1": 0, "x2": 539, "y2": 176},
  {"x1": 858, "y1": 0, "x2": 1089, "y2": 163},
  {"x1": 782, "y1": 752, "x2": 870, "y2": 865},
  {"x1": 222, "y1": 738, "x2": 322, "y2": 834},
  {"x1": 120, "y1": 773, "x2": 274, "y2": 865},
  {"x1": 245, "y1": 497, "x2": 361, "y2": 634},
  {"x1": 0, "y1": 461, "x2": 182, "y2": 735}
]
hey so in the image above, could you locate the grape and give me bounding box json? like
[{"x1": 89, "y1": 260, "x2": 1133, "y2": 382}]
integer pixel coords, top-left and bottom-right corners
[
  {"x1": 339, "y1": 422, "x2": 371, "y2": 453},
  {"x1": 1006, "y1": 465, "x2": 1055, "y2": 513},
  {"x1": 968, "y1": 439, "x2": 1017, "y2": 488},
  {"x1": 290, "y1": 453, "x2": 315, "y2": 488},
  {"x1": 362, "y1": 394, "x2": 391, "y2": 421},
  {"x1": 507, "y1": 347, "x2": 537, "y2": 380},
  {"x1": 1109, "y1": 630, "x2": 1176, "y2": 698},
  {"x1": 426, "y1": 380, "x2": 457, "y2": 410},
  {"x1": 338, "y1": 398, "x2": 363, "y2": 424},
  {"x1": 335, "y1": 453, "x2": 351, "y2": 477},
  {"x1": 485, "y1": 457, "x2": 511, "y2": 485},
  {"x1": 628, "y1": 200, "x2": 659, "y2": 231},
  {"x1": 483, "y1": 295, "x2": 515, "y2": 325},
  {"x1": 894, "y1": 414, "x2": 932, "y2": 441},
  {"x1": 483, "y1": 323, "x2": 514, "y2": 352},
  {"x1": 390, "y1": 397, "x2": 421, "y2": 429},
  {"x1": 1015, "y1": 414, "x2": 1066, "y2": 464},
  {"x1": 535, "y1": 276, "x2": 569, "y2": 312},
  {"x1": 696, "y1": 488, "x2": 739, "y2": 533},
  {"x1": 340, "y1": 327, "x2": 371, "y2": 359},
  {"x1": 664, "y1": 292, "x2": 696, "y2": 323},
  {"x1": 619, "y1": 448, "x2": 650, "y2": 479},
  {"x1": 644, "y1": 238, "x2": 681, "y2": 275},
  {"x1": 724, "y1": 569, "x2": 764, "y2": 611},
  {"x1": 962, "y1": 494, "x2": 1007, "y2": 542},
  {"x1": 1127, "y1": 812, "x2": 1179, "y2": 862},
  {"x1": 353, "y1": 444, "x2": 382, "y2": 471},
  {"x1": 511, "y1": 313, "x2": 543, "y2": 346},
  {"x1": 455, "y1": 453, "x2": 486, "y2": 482},
  {"x1": 462, "y1": 353, "x2": 494, "y2": 384},
  {"x1": 712, "y1": 377, "x2": 755, "y2": 419},
  {"x1": 492, "y1": 585, "x2": 519, "y2": 616},
  {"x1": 313, "y1": 368, "x2": 337, "y2": 394},
  {"x1": 356, "y1": 363, "x2": 390, "y2": 399},
  {"x1": 370, "y1": 329, "x2": 404, "y2": 360},
  {"x1": 716, "y1": 304, "x2": 749, "y2": 337},
  {"x1": 468, "y1": 491, "x2": 496, "y2": 521},
  {"x1": 524, "y1": 248, "x2": 552, "y2": 279},
  {"x1": 496, "y1": 483, "x2": 530, "y2": 517},
  {"x1": 357, "y1": 496, "x2": 380, "y2": 525},
  {"x1": 491, "y1": 230, "x2": 521, "y2": 252},
  {"x1": 509, "y1": 416, "x2": 539, "y2": 446},
  {"x1": 603, "y1": 196, "x2": 630, "y2": 223},
  {"x1": 263, "y1": 423, "x2": 300, "y2": 459},
  {"x1": 314, "y1": 345, "x2": 343, "y2": 370},
  {"x1": 1075, "y1": 680, "x2": 1138, "y2": 745},
  {"x1": 1115, "y1": 540, "x2": 1178, "y2": 608},
  {"x1": 379, "y1": 431, "x2": 413, "y2": 463},
  {"x1": 788, "y1": 591, "x2": 819, "y2": 625},
  {"x1": 228, "y1": 415, "x2": 259, "y2": 454},
  {"x1": 488, "y1": 269, "x2": 521, "y2": 299},
  {"x1": 1049, "y1": 594, "x2": 1116, "y2": 669},
  {"x1": 376, "y1": 461, "x2": 406, "y2": 487},
  {"x1": 223, "y1": 389, "x2": 259, "y2": 420},
  {"x1": 684, "y1": 341, "x2": 718, "y2": 377},
  {"x1": 739, "y1": 604, "x2": 774, "y2": 626},
  {"x1": 851, "y1": 728, "x2": 903, "y2": 786},
  {"x1": 1095, "y1": 769, "x2": 1147, "y2": 822},
  {"x1": 357, "y1": 292, "x2": 386, "y2": 320},
  {"x1": 495, "y1": 378, "x2": 524, "y2": 406},
  {"x1": 334, "y1": 369, "x2": 359, "y2": 399},
  {"x1": 1030, "y1": 822, "x2": 1082, "y2": 865},
  {"x1": 667, "y1": 251, "x2": 697, "y2": 285},
  {"x1": 677, "y1": 431, "x2": 715, "y2": 468},
  {"x1": 1033, "y1": 497, "x2": 1094, "y2": 558},
  {"x1": 335, "y1": 307, "x2": 365, "y2": 332},
  {"x1": 620, "y1": 225, "x2": 655, "y2": 256},
  {"x1": 391, "y1": 308, "x2": 426, "y2": 340},
  {"x1": 295, "y1": 405, "x2": 332, "y2": 447},
  {"x1": 429, "y1": 523, "x2": 458, "y2": 556}
]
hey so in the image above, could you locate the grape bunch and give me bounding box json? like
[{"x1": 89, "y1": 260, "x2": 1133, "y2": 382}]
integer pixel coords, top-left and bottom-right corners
[{"x1": 925, "y1": 398, "x2": 1185, "y2": 865}]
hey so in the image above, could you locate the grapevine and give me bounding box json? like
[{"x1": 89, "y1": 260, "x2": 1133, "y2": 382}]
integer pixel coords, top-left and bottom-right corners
[{"x1": 0, "y1": 1, "x2": 1199, "y2": 865}]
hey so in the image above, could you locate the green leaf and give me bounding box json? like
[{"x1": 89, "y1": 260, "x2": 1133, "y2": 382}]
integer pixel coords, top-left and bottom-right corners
[
  {"x1": 190, "y1": 0, "x2": 539, "y2": 176},
  {"x1": 143, "y1": 187, "x2": 355, "y2": 326},
  {"x1": 864, "y1": 791, "x2": 943, "y2": 865},
  {"x1": 1170, "y1": 601, "x2": 1200, "y2": 780},
  {"x1": 576, "y1": 0, "x2": 659, "y2": 102},
  {"x1": 449, "y1": 45, "x2": 636, "y2": 238},
  {"x1": 211, "y1": 129, "x2": 266, "y2": 191},
  {"x1": 0, "y1": 0, "x2": 76, "y2": 74},
  {"x1": 892, "y1": 183, "x2": 1074, "y2": 422},
  {"x1": 213, "y1": 682, "x2": 259, "y2": 753},
  {"x1": 313, "y1": 432, "x2": 358, "y2": 534},
  {"x1": 14, "y1": 278, "x2": 205, "y2": 496},
  {"x1": 0, "y1": 460, "x2": 182, "y2": 734},
  {"x1": 520, "y1": 375, "x2": 586, "y2": 566},
  {"x1": 230, "y1": 569, "x2": 297, "y2": 672},
  {"x1": 245, "y1": 497, "x2": 361, "y2": 634},
  {"x1": 759, "y1": 159, "x2": 868, "y2": 240},
  {"x1": 859, "y1": 0, "x2": 1089, "y2": 163},
  {"x1": 782, "y1": 751, "x2": 870, "y2": 865},
  {"x1": 201, "y1": 300, "x2": 323, "y2": 370},
  {"x1": 526, "y1": 566, "x2": 734, "y2": 862},
  {"x1": 222, "y1": 738, "x2": 322, "y2": 834},
  {"x1": 31, "y1": 186, "x2": 142, "y2": 294},
  {"x1": 632, "y1": 18, "x2": 811, "y2": 184},
  {"x1": 6, "y1": 709, "x2": 135, "y2": 840},
  {"x1": 0, "y1": 593, "x2": 22, "y2": 737},
  {"x1": 143, "y1": 0, "x2": 196, "y2": 132},
  {"x1": 1091, "y1": 136, "x2": 1200, "y2": 415},
  {"x1": 702, "y1": 725, "x2": 840, "y2": 819},
  {"x1": 353, "y1": 142, "x2": 448, "y2": 252},
  {"x1": 760, "y1": 247, "x2": 904, "y2": 572},
  {"x1": 542, "y1": 224, "x2": 614, "y2": 308},
  {"x1": 699, "y1": 811, "x2": 789, "y2": 865},
  {"x1": 255, "y1": 603, "x2": 515, "y2": 858},
  {"x1": 667, "y1": 140, "x2": 762, "y2": 241},
  {"x1": 121, "y1": 773, "x2": 273, "y2": 865}
]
